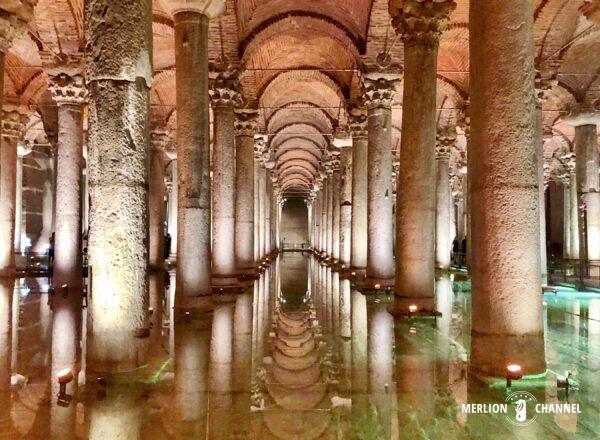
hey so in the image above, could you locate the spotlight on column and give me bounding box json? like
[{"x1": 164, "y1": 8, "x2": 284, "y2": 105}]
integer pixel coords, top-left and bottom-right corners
[
  {"x1": 61, "y1": 283, "x2": 69, "y2": 298},
  {"x1": 408, "y1": 304, "x2": 418, "y2": 313},
  {"x1": 505, "y1": 364, "x2": 523, "y2": 388},
  {"x1": 56, "y1": 368, "x2": 74, "y2": 407},
  {"x1": 409, "y1": 327, "x2": 417, "y2": 334},
  {"x1": 374, "y1": 283, "x2": 381, "y2": 290}
]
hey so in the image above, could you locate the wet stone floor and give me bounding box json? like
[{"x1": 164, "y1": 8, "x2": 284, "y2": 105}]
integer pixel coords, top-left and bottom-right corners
[{"x1": 1, "y1": 252, "x2": 599, "y2": 439}]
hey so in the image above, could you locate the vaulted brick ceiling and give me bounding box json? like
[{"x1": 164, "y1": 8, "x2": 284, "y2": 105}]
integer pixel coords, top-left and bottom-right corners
[{"x1": 4, "y1": 0, "x2": 600, "y2": 197}]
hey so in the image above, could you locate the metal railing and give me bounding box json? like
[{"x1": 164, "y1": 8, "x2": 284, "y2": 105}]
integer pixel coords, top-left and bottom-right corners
[
  {"x1": 549, "y1": 259, "x2": 600, "y2": 290},
  {"x1": 281, "y1": 242, "x2": 311, "y2": 251}
]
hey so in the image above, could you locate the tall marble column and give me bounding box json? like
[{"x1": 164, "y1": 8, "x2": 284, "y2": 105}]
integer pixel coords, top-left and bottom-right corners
[
  {"x1": 320, "y1": 177, "x2": 328, "y2": 257},
  {"x1": 85, "y1": 0, "x2": 153, "y2": 372},
  {"x1": 264, "y1": 174, "x2": 272, "y2": 255},
  {"x1": 469, "y1": 0, "x2": 545, "y2": 376},
  {"x1": 149, "y1": 130, "x2": 167, "y2": 271},
  {"x1": 339, "y1": 146, "x2": 353, "y2": 267},
  {"x1": 210, "y1": 69, "x2": 242, "y2": 287},
  {"x1": 325, "y1": 172, "x2": 333, "y2": 258},
  {"x1": 173, "y1": 1, "x2": 225, "y2": 307},
  {"x1": 234, "y1": 109, "x2": 259, "y2": 274},
  {"x1": 389, "y1": 0, "x2": 455, "y2": 311},
  {"x1": 435, "y1": 131, "x2": 455, "y2": 269},
  {"x1": 349, "y1": 106, "x2": 368, "y2": 270},
  {"x1": 363, "y1": 73, "x2": 398, "y2": 287},
  {"x1": 48, "y1": 71, "x2": 86, "y2": 439},
  {"x1": 167, "y1": 159, "x2": 178, "y2": 259},
  {"x1": 563, "y1": 172, "x2": 579, "y2": 259},
  {"x1": 574, "y1": 123, "x2": 600, "y2": 261},
  {"x1": 331, "y1": 168, "x2": 341, "y2": 263},
  {"x1": 0, "y1": 109, "x2": 24, "y2": 275},
  {"x1": 257, "y1": 165, "x2": 266, "y2": 259}
]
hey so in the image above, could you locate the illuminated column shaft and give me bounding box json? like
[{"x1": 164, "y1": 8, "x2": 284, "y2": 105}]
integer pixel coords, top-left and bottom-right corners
[
  {"x1": 349, "y1": 108, "x2": 368, "y2": 269},
  {"x1": 331, "y1": 171, "x2": 341, "y2": 262},
  {"x1": 316, "y1": 187, "x2": 323, "y2": 252},
  {"x1": 258, "y1": 166, "x2": 266, "y2": 259},
  {"x1": 563, "y1": 174, "x2": 579, "y2": 259},
  {"x1": 167, "y1": 159, "x2": 178, "y2": 258},
  {"x1": 339, "y1": 147, "x2": 352, "y2": 266},
  {"x1": 0, "y1": 110, "x2": 22, "y2": 273},
  {"x1": 575, "y1": 124, "x2": 600, "y2": 261},
  {"x1": 234, "y1": 110, "x2": 258, "y2": 272},
  {"x1": 85, "y1": 0, "x2": 152, "y2": 372},
  {"x1": 326, "y1": 174, "x2": 334, "y2": 257},
  {"x1": 211, "y1": 78, "x2": 241, "y2": 284},
  {"x1": 435, "y1": 141, "x2": 453, "y2": 269},
  {"x1": 364, "y1": 75, "x2": 397, "y2": 283},
  {"x1": 0, "y1": 279, "x2": 13, "y2": 433},
  {"x1": 253, "y1": 160, "x2": 260, "y2": 260},
  {"x1": 351, "y1": 289, "x2": 368, "y2": 415},
  {"x1": 174, "y1": 9, "x2": 213, "y2": 304},
  {"x1": 390, "y1": 0, "x2": 455, "y2": 306},
  {"x1": 321, "y1": 179, "x2": 328, "y2": 256},
  {"x1": 232, "y1": 291, "x2": 252, "y2": 437},
  {"x1": 469, "y1": 0, "x2": 545, "y2": 375},
  {"x1": 149, "y1": 131, "x2": 167, "y2": 270},
  {"x1": 48, "y1": 73, "x2": 86, "y2": 438},
  {"x1": 535, "y1": 103, "x2": 548, "y2": 283},
  {"x1": 264, "y1": 174, "x2": 272, "y2": 255}
]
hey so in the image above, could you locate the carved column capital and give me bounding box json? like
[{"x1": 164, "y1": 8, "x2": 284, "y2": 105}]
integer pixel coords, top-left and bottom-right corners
[
  {"x1": 209, "y1": 65, "x2": 243, "y2": 108},
  {"x1": 347, "y1": 104, "x2": 368, "y2": 138},
  {"x1": 234, "y1": 108, "x2": 259, "y2": 136},
  {"x1": 362, "y1": 73, "x2": 399, "y2": 110},
  {"x1": 389, "y1": 0, "x2": 456, "y2": 48},
  {"x1": 1, "y1": 106, "x2": 28, "y2": 140},
  {"x1": 150, "y1": 129, "x2": 171, "y2": 152},
  {"x1": 435, "y1": 128, "x2": 456, "y2": 160},
  {"x1": 48, "y1": 72, "x2": 88, "y2": 106}
]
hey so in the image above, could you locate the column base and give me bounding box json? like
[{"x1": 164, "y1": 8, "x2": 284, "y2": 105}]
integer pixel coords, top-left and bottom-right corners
[
  {"x1": 212, "y1": 274, "x2": 242, "y2": 288},
  {"x1": 173, "y1": 306, "x2": 213, "y2": 329},
  {"x1": 388, "y1": 296, "x2": 438, "y2": 317},
  {"x1": 175, "y1": 296, "x2": 214, "y2": 314},
  {"x1": 360, "y1": 277, "x2": 394, "y2": 291},
  {"x1": 469, "y1": 330, "x2": 546, "y2": 378}
]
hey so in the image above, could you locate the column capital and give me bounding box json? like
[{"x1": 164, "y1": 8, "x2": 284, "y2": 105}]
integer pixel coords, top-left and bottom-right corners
[
  {"x1": 254, "y1": 136, "x2": 267, "y2": 160},
  {"x1": 167, "y1": 0, "x2": 226, "y2": 19},
  {"x1": 535, "y1": 59, "x2": 561, "y2": 107},
  {"x1": 234, "y1": 108, "x2": 259, "y2": 136},
  {"x1": 347, "y1": 104, "x2": 368, "y2": 138},
  {"x1": 389, "y1": 0, "x2": 456, "y2": 48},
  {"x1": 361, "y1": 72, "x2": 399, "y2": 110},
  {"x1": 0, "y1": 1, "x2": 37, "y2": 54},
  {"x1": 209, "y1": 64, "x2": 243, "y2": 108},
  {"x1": 150, "y1": 129, "x2": 171, "y2": 151},
  {"x1": 561, "y1": 103, "x2": 600, "y2": 126},
  {"x1": 435, "y1": 127, "x2": 456, "y2": 160},
  {"x1": 1, "y1": 105, "x2": 28, "y2": 140},
  {"x1": 48, "y1": 72, "x2": 87, "y2": 106}
]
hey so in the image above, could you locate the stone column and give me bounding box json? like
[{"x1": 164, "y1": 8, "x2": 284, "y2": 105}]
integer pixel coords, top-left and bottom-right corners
[
  {"x1": 167, "y1": 159, "x2": 178, "y2": 258},
  {"x1": 563, "y1": 173, "x2": 579, "y2": 259},
  {"x1": 325, "y1": 173, "x2": 333, "y2": 258},
  {"x1": 339, "y1": 146, "x2": 353, "y2": 267},
  {"x1": 389, "y1": 0, "x2": 455, "y2": 310},
  {"x1": 363, "y1": 73, "x2": 398, "y2": 287},
  {"x1": 173, "y1": 1, "x2": 225, "y2": 307},
  {"x1": 320, "y1": 178, "x2": 328, "y2": 256},
  {"x1": 257, "y1": 166, "x2": 266, "y2": 259},
  {"x1": 48, "y1": 71, "x2": 86, "y2": 438},
  {"x1": 349, "y1": 106, "x2": 368, "y2": 270},
  {"x1": 469, "y1": 0, "x2": 545, "y2": 376},
  {"x1": 85, "y1": 0, "x2": 153, "y2": 372},
  {"x1": 264, "y1": 173, "x2": 272, "y2": 255},
  {"x1": 149, "y1": 130, "x2": 167, "y2": 271},
  {"x1": 210, "y1": 69, "x2": 242, "y2": 287},
  {"x1": 351, "y1": 289, "x2": 368, "y2": 416},
  {"x1": 331, "y1": 168, "x2": 341, "y2": 262},
  {"x1": 234, "y1": 109, "x2": 258, "y2": 274},
  {"x1": 435, "y1": 131, "x2": 455, "y2": 269},
  {"x1": 0, "y1": 109, "x2": 24, "y2": 275},
  {"x1": 574, "y1": 124, "x2": 600, "y2": 261}
]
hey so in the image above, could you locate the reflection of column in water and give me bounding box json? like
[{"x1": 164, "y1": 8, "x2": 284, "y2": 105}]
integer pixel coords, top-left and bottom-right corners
[
  {"x1": 579, "y1": 299, "x2": 600, "y2": 433},
  {"x1": 263, "y1": 269, "x2": 270, "y2": 351},
  {"x1": 148, "y1": 272, "x2": 165, "y2": 357},
  {"x1": 435, "y1": 276, "x2": 453, "y2": 387},
  {"x1": 395, "y1": 320, "x2": 435, "y2": 433},
  {"x1": 325, "y1": 267, "x2": 332, "y2": 335},
  {"x1": 208, "y1": 303, "x2": 233, "y2": 440},
  {"x1": 168, "y1": 270, "x2": 176, "y2": 357},
  {"x1": 0, "y1": 278, "x2": 15, "y2": 434},
  {"x1": 339, "y1": 279, "x2": 352, "y2": 391},
  {"x1": 174, "y1": 317, "x2": 211, "y2": 437},
  {"x1": 351, "y1": 289, "x2": 368, "y2": 417},
  {"x1": 332, "y1": 271, "x2": 340, "y2": 341},
  {"x1": 256, "y1": 278, "x2": 264, "y2": 363},
  {"x1": 88, "y1": 385, "x2": 141, "y2": 440},
  {"x1": 368, "y1": 303, "x2": 394, "y2": 439},
  {"x1": 233, "y1": 292, "x2": 253, "y2": 437},
  {"x1": 252, "y1": 281, "x2": 259, "y2": 372}
]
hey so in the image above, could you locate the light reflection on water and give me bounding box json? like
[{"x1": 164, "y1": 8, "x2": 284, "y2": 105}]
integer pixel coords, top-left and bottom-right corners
[{"x1": 0, "y1": 252, "x2": 599, "y2": 439}]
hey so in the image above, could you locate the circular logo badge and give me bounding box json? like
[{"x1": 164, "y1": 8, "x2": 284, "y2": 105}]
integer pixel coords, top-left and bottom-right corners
[{"x1": 505, "y1": 391, "x2": 538, "y2": 426}]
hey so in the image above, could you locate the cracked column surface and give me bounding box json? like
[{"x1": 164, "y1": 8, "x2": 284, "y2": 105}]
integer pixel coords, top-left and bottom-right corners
[
  {"x1": 575, "y1": 124, "x2": 600, "y2": 261},
  {"x1": 48, "y1": 72, "x2": 86, "y2": 439},
  {"x1": 363, "y1": 73, "x2": 398, "y2": 286},
  {"x1": 173, "y1": 2, "x2": 223, "y2": 308},
  {"x1": 390, "y1": 0, "x2": 455, "y2": 311},
  {"x1": 149, "y1": 130, "x2": 167, "y2": 271},
  {"x1": 85, "y1": 0, "x2": 153, "y2": 372},
  {"x1": 349, "y1": 106, "x2": 368, "y2": 270},
  {"x1": 234, "y1": 109, "x2": 259, "y2": 274},
  {"x1": 0, "y1": 109, "x2": 23, "y2": 275},
  {"x1": 469, "y1": 0, "x2": 545, "y2": 376},
  {"x1": 211, "y1": 69, "x2": 242, "y2": 286}
]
